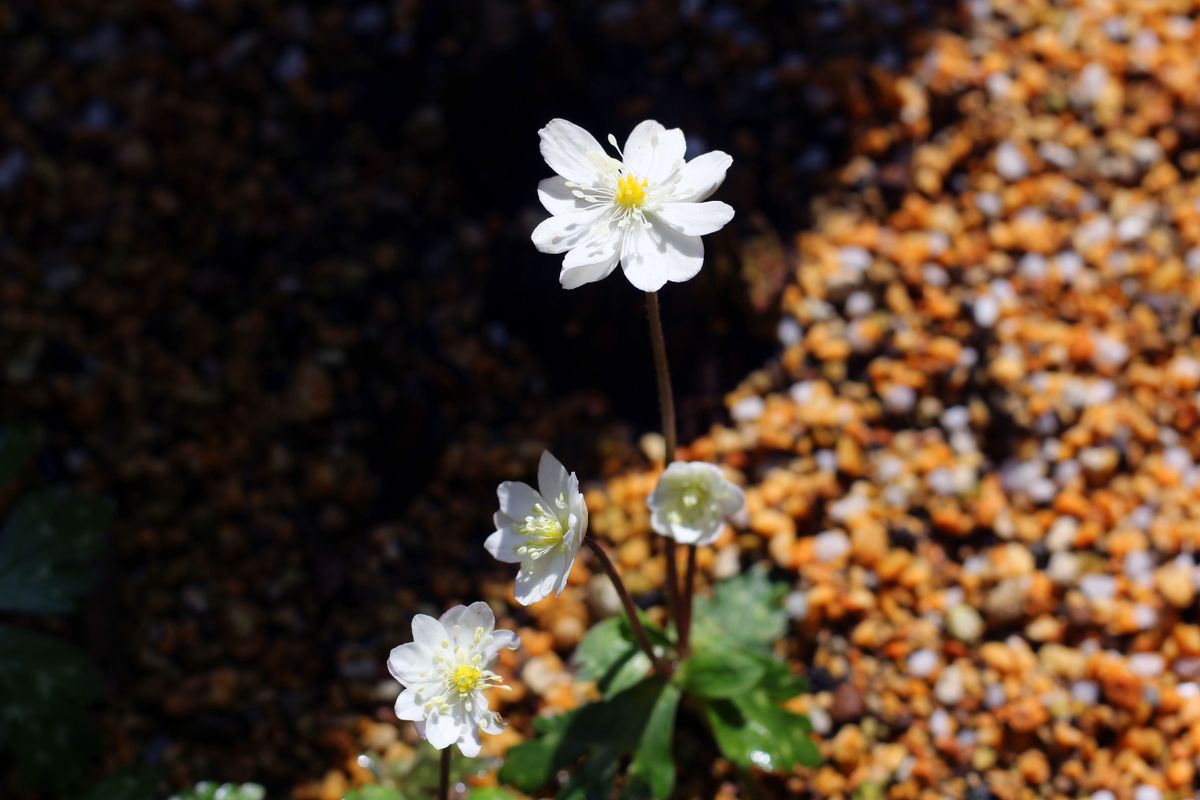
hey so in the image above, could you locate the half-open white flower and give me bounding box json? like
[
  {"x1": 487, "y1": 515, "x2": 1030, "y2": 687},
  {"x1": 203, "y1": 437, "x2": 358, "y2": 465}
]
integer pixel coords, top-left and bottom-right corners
[
  {"x1": 388, "y1": 601, "x2": 520, "y2": 757},
  {"x1": 486, "y1": 450, "x2": 587, "y2": 605},
  {"x1": 533, "y1": 118, "x2": 734, "y2": 291},
  {"x1": 647, "y1": 461, "x2": 745, "y2": 546}
]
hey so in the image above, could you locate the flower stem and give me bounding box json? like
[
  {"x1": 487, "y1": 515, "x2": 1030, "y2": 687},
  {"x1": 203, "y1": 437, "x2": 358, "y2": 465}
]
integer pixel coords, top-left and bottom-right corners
[
  {"x1": 678, "y1": 544, "x2": 698, "y2": 656},
  {"x1": 585, "y1": 536, "x2": 670, "y2": 676},
  {"x1": 439, "y1": 746, "x2": 451, "y2": 800},
  {"x1": 645, "y1": 291, "x2": 682, "y2": 638}
]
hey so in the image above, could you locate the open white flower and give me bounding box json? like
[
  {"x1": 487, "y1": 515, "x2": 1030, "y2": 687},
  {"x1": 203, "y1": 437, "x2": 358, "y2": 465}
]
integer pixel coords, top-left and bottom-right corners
[
  {"x1": 532, "y1": 118, "x2": 734, "y2": 291},
  {"x1": 485, "y1": 450, "x2": 587, "y2": 605},
  {"x1": 647, "y1": 461, "x2": 745, "y2": 546},
  {"x1": 388, "y1": 601, "x2": 519, "y2": 757}
]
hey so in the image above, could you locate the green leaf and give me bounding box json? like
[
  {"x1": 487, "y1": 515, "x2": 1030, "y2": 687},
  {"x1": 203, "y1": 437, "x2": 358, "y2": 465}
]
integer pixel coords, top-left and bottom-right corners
[
  {"x1": 675, "y1": 648, "x2": 765, "y2": 699},
  {"x1": 752, "y1": 654, "x2": 809, "y2": 702},
  {"x1": 573, "y1": 616, "x2": 654, "y2": 699},
  {"x1": 81, "y1": 768, "x2": 162, "y2": 800},
  {"x1": 691, "y1": 566, "x2": 787, "y2": 653},
  {"x1": 0, "y1": 490, "x2": 114, "y2": 614},
  {"x1": 705, "y1": 690, "x2": 820, "y2": 773},
  {"x1": 499, "y1": 678, "x2": 669, "y2": 795},
  {"x1": 343, "y1": 788, "x2": 405, "y2": 800},
  {"x1": 0, "y1": 625, "x2": 106, "y2": 792},
  {"x1": 467, "y1": 790, "x2": 522, "y2": 800},
  {"x1": 0, "y1": 428, "x2": 38, "y2": 487},
  {"x1": 168, "y1": 782, "x2": 266, "y2": 800},
  {"x1": 622, "y1": 682, "x2": 681, "y2": 799}
]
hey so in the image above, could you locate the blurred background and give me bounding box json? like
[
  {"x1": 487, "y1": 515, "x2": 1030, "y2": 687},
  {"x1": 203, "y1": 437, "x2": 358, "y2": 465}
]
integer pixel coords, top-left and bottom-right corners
[{"x1": 7, "y1": 0, "x2": 1200, "y2": 798}]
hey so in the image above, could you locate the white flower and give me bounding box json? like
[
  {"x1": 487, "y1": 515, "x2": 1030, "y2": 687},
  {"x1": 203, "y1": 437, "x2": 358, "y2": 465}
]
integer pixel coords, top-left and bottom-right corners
[
  {"x1": 485, "y1": 450, "x2": 587, "y2": 605},
  {"x1": 388, "y1": 601, "x2": 520, "y2": 757},
  {"x1": 532, "y1": 118, "x2": 734, "y2": 291},
  {"x1": 647, "y1": 461, "x2": 745, "y2": 546}
]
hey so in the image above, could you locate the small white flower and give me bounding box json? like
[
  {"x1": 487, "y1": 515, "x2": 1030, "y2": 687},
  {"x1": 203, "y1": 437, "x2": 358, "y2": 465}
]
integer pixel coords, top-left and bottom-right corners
[
  {"x1": 647, "y1": 461, "x2": 745, "y2": 546},
  {"x1": 485, "y1": 450, "x2": 587, "y2": 605},
  {"x1": 388, "y1": 601, "x2": 519, "y2": 757},
  {"x1": 532, "y1": 118, "x2": 734, "y2": 291}
]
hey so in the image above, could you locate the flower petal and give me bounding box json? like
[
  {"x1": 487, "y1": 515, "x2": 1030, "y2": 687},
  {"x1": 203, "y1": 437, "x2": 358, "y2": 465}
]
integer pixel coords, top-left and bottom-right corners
[
  {"x1": 538, "y1": 175, "x2": 590, "y2": 216},
  {"x1": 410, "y1": 614, "x2": 447, "y2": 649},
  {"x1": 513, "y1": 552, "x2": 566, "y2": 605},
  {"x1": 537, "y1": 451, "x2": 572, "y2": 506},
  {"x1": 620, "y1": 222, "x2": 704, "y2": 291},
  {"x1": 554, "y1": 554, "x2": 577, "y2": 596},
  {"x1": 539, "y1": 118, "x2": 606, "y2": 183},
  {"x1": 485, "y1": 525, "x2": 524, "y2": 564},
  {"x1": 442, "y1": 600, "x2": 495, "y2": 638},
  {"x1": 490, "y1": 629, "x2": 521, "y2": 652},
  {"x1": 624, "y1": 120, "x2": 686, "y2": 183},
  {"x1": 671, "y1": 151, "x2": 732, "y2": 202},
  {"x1": 497, "y1": 480, "x2": 541, "y2": 520},
  {"x1": 423, "y1": 711, "x2": 461, "y2": 750},
  {"x1": 531, "y1": 207, "x2": 604, "y2": 254},
  {"x1": 387, "y1": 642, "x2": 428, "y2": 685},
  {"x1": 560, "y1": 225, "x2": 621, "y2": 289},
  {"x1": 394, "y1": 687, "x2": 425, "y2": 721},
  {"x1": 654, "y1": 201, "x2": 734, "y2": 236},
  {"x1": 456, "y1": 728, "x2": 483, "y2": 757}
]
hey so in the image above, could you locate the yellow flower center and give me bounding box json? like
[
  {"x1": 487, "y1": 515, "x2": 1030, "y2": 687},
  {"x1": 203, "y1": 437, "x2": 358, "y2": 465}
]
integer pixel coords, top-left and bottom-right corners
[
  {"x1": 450, "y1": 663, "x2": 484, "y2": 694},
  {"x1": 516, "y1": 502, "x2": 567, "y2": 559},
  {"x1": 615, "y1": 173, "x2": 648, "y2": 209}
]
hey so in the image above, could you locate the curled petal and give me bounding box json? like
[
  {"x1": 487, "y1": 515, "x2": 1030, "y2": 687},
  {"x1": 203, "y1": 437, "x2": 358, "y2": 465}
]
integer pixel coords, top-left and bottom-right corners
[
  {"x1": 497, "y1": 480, "x2": 541, "y2": 520},
  {"x1": 671, "y1": 151, "x2": 733, "y2": 202},
  {"x1": 532, "y1": 208, "x2": 604, "y2": 254},
  {"x1": 485, "y1": 525, "x2": 524, "y2": 564},
  {"x1": 539, "y1": 119, "x2": 607, "y2": 184},
  {"x1": 654, "y1": 201, "x2": 734, "y2": 237}
]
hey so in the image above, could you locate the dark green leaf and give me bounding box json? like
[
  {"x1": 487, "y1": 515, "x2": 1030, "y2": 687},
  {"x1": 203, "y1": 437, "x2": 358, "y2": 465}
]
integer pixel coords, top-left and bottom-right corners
[
  {"x1": 691, "y1": 566, "x2": 787, "y2": 653},
  {"x1": 0, "y1": 625, "x2": 106, "y2": 792},
  {"x1": 705, "y1": 690, "x2": 821, "y2": 773},
  {"x1": 0, "y1": 490, "x2": 114, "y2": 614},
  {"x1": 676, "y1": 648, "x2": 765, "y2": 699},
  {"x1": 622, "y1": 682, "x2": 681, "y2": 799},
  {"x1": 752, "y1": 654, "x2": 809, "y2": 701},
  {"x1": 81, "y1": 767, "x2": 162, "y2": 800},
  {"x1": 499, "y1": 678, "x2": 668, "y2": 795},
  {"x1": 573, "y1": 617, "x2": 651, "y2": 699},
  {"x1": 0, "y1": 428, "x2": 38, "y2": 487}
]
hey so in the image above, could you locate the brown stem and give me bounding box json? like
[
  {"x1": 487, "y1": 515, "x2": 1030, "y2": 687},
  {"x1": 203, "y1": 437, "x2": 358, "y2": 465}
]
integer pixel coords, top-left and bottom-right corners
[
  {"x1": 678, "y1": 544, "x2": 698, "y2": 656},
  {"x1": 438, "y1": 745, "x2": 450, "y2": 800},
  {"x1": 645, "y1": 291, "x2": 677, "y2": 463},
  {"x1": 645, "y1": 291, "x2": 682, "y2": 636},
  {"x1": 585, "y1": 537, "x2": 670, "y2": 675}
]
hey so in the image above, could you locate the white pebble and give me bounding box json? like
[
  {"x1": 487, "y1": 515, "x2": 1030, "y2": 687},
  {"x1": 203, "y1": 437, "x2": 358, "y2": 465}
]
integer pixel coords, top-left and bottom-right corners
[
  {"x1": 907, "y1": 649, "x2": 938, "y2": 678},
  {"x1": 845, "y1": 291, "x2": 874, "y2": 318},
  {"x1": 984, "y1": 683, "x2": 1006, "y2": 709},
  {"x1": 1129, "y1": 653, "x2": 1164, "y2": 678},
  {"x1": 731, "y1": 395, "x2": 765, "y2": 423},
  {"x1": 883, "y1": 384, "x2": 916, "y2": 414},
  {"x1": 1080, "y1": 574, "x2": 1118, "y2": 601},
  {"x1": 929, "y1": 708, "x2": 952, "y2": 738},
  {"x1": 813, "y1": 530, "x2": 851, "y2": 562},
  {"x1": 1133, "y1": 786, "x2": 1162, "y2": 800},
  {"x1": 935, "y1": 665, "x2": 964, "y2": 705},
  {"x1": 1048, "y1": 552, "x2": 1079, "y2": 584},
  {"x1": 808, "y1": 706, "x2": 831, "y2": 736},
  {"x1": 973, "y1": 294, "x2": 999, "y2": 327},
  {"x1": 784, "y1": 590, "x2": 809, "y2": 621},
  {"x1": 838, "y1": 246, "x2": 872, "y2": 274},
  {"x1": 996, "y1": 141, "x2": 1028, "y2": 181},
  {"x1": 1072, "y1": 681, "x2": 1100, "y2": 705}
]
